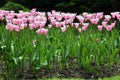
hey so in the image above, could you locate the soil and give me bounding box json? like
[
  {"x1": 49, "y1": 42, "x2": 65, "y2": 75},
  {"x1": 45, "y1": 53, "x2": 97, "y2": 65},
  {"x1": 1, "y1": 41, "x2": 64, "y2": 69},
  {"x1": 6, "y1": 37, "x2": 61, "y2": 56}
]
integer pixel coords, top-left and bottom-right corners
[{"x1": 0, "y1": 57, "x2": 120, "y2": 80}]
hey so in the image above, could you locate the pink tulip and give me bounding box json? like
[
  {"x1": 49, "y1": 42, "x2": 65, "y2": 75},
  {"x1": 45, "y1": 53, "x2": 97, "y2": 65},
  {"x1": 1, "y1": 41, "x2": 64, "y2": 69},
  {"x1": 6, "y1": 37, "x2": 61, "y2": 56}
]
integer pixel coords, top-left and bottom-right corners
[
  {"x1": 74, "y1": 23, "x2": 79, "y2": 28},
  {"x1": 106, "y1": 25, "x2": 112, "y2": 31},
  {"x1": 31, "y1": 8, "x2": 36, "y2": 15},
  {"x1": 110, "y1": 12, "x2": 116, "y2": 18},
  {"x1": 48, "y1": 24, "x2": 52, "y2": 28},
  {"x1": 90, "y1": 18, "x2": 99, "y2": 24},
  {"x1": 82, "y1": 23, "x2": 89, "y2": 28},
  {"x1": 16, "y1": 13, "x2": 23, "y2": 19},
  {"x1": 111, "y1": 21, "x2": 116, "y2": 28},
  {"x1": 81, "y1": 26, "x2": 87, "y2": 31},
  {"x1": 97, "y1": 25, "x2": 103, "y2": 31},
  {"x1": 55, "y1": 22, "x2": 62, "y2": 28},
  {"x1": 39, "y1": 22, "x2": 46, "y2": 28},
  {"x1": 23, "y1": 18, "x2": 28, "y2": 23},
  {"x1": 96, "y1": 12, "x2": 103, "y2": 19},
  {"x1": 86, "y1": 14, "x2": 93, "y2": 20},
  {"x1": 29, "y1": 23, "x2": 35, "y2": 30},
  {"x1": 61, "y1": 25, "x2": 67, "y2": 32},
  {"x1": 51, "y1": 19, "x2": 56, "y2": 25},
  {"x1": 6, "y1": 16, "x2": 13, "y2": 21},
  {"x1": 14, "y1": 25, "x2": 20, "y2": 32},
  {"x1": 6, "y1": 23, "x2": 14, "y2": 31},
  {"x1": 104, "y1": 15, "x2": 111, "y2": 21},
  {"x1": 20, "y1": 24, "x2": 25, "y2": 29},
  {"x1": 0, "y1": 14, "x2": 4, "y2": 20},
  {"x1": 78, "y1": 28, "x2": 82, "y2": 32},
  {"x1": 36, "y1": 28, "x2": 48, "y2": 35},
  {"x1": 76, "y1": 15, "x2": 84, "y2": 23},
  {"x1": 102, "y1": 21, "x2": 107, "y2": 28},
  {"x1": 82, "y1": 12, "x2": 88, "y2": 18},
  {"x1": 42, "y1": 28, "x2": 48, "y2": 35},
  {"x1": 116, "y1": 14, "x2": 120, "y2": 21},
  {"x1": 28, "y1": 17, "x2": 34, "y2": 23}
]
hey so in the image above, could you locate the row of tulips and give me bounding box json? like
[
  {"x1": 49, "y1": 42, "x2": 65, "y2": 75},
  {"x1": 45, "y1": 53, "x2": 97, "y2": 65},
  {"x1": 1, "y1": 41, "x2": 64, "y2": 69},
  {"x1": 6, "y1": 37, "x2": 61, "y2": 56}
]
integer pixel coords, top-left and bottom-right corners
[
  {"x1": 0, "y1": 9, "x2": 120, "y2": 34},
  {"x1": 0, "y1": 9, "x2": 120, "y2": 79}
]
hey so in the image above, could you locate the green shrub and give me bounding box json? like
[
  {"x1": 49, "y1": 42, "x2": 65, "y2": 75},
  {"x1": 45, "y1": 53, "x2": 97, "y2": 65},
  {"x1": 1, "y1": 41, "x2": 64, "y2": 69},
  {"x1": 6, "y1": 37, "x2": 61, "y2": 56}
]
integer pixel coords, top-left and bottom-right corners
[{"x1": 0, "y1": 2, "x2": 30, "y2": 12}]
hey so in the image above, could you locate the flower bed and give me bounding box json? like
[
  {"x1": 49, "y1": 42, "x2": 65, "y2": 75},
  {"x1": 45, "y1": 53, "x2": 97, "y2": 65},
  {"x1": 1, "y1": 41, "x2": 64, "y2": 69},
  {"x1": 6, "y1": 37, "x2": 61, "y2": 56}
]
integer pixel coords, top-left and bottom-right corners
[{"x1": 0, "y1": 9, "x2": 120, "y2": 79}]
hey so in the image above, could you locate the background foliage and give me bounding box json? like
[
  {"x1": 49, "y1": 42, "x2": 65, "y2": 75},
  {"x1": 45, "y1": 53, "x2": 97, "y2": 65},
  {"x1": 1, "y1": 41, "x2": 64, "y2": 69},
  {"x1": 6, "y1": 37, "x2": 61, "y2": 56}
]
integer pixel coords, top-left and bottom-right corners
[{"x1": 0, "y1": 0, "x2": 120, "y2": 14}]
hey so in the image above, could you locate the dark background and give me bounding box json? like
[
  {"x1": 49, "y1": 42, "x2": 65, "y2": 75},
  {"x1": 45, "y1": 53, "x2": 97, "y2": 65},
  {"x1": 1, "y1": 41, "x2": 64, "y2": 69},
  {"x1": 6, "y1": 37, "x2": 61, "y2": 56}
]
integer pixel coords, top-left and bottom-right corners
[{"x1": 0, "y1": 0, "x2": 120, "y2": 14}]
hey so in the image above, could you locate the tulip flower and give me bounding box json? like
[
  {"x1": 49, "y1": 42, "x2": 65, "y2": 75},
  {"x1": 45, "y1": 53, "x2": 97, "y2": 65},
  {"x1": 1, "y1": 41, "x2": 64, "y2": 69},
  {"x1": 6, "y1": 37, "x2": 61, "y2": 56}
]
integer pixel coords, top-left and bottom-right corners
[
  {"x1": 104, "y1": 15, "x2": 111, "y2": 21},
  {"x1": 74, "y1": 23, "x2": 79, "y2": 28},
  {"x1": 61, "y1": 25, "x2": 67, "y2": 32},
  {"x1": 106, "y1": 25, "x2": 112, "y2": 31},
  {"x1": 76, "y1": 15, "x2": 84, "y2": 23},
  {"x1": 97, "y1": 25, "x2": 103, "y2": 31}
]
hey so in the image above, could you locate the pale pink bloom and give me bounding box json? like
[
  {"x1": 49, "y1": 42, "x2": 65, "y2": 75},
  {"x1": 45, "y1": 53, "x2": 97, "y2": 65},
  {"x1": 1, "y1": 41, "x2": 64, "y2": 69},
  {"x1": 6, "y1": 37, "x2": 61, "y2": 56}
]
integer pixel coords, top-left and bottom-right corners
[
  {"x1": 86, "y1": 14, "x2": 93, "y2": 20},
  {"x1": 56, "y1": 15, "x2": 62, "y2": 21},
  {"x1": 76, "y1": 15, "x2": 84, "y2": 23},
  {"x1": 19, "y1": 10, "x2": 23, "y2": 13},
  {"x1": 48, "y1": 17, "x2": 55, "y2": 20},
  {"x1": 82, "y1": 12, "x2": 88, "y2": 18},
  {"x1": 116, "y1": 14, "x2": 120, "y2": 21},
  {"x1": 17, "y1": 19, "x2": 23, "y2": 25},
  {"x1": 0, "y1": 14, "x2": 4, "y2": 20},
  {"x1": 69, "y1": 13, "x2": 76, "y2": 20},
  {"x1": 78, "y1": 28, "x2": 82, "y2": 32},
  {"x1": 110, "y1": 12, "x2": 116, "y2": 18},
  {"x1": 81, "y1": 26, "x2": 87, "y2": 31},
  {"x1": 42, "y1": 28, "x2": 48, "y2": 35},
  {"x1": 61, "y1": 21, "x2": 66, "y2": 26},
  {"x1": 31, "y1": 8, "x2": 36, "y2": 15},
  {"x1": 28, "y1": 17, "x2": 34, "y2": 23},
  {"x1": 102, "y1": 21, "x2": 107, "y2": 28},
  {"x1": 8, "y1": 12, "x2": 15, "y2": 18},
  {"x1": 96, "y1": 12, "x2": 103, "y2": 19},
  {"x1": 12, "y1": 19, "x2": 17, "y2": 24},
  {"x1": 12, "y1": 19, "x2": 23, "y2": 25},
  {"x1": 111, "y1": 21, "x2": 116, "y2": 28},
  {"x1": 51, "y1": 19, "x2": 56, "y2": 25},
  {"x1": 23, "y1": 18, "x2": 28, "y2": 23},
  {"x1": 90, "y1": 18, "x2": 99, "y2": 24},
  {"x1": 82, "y1": 23, "x2": 89, "y2": 28},
  {"x1": 74, "y1": 23, "x2": 79, "y2": 28},
  {"x1": 63, "y1": 13, "x2": 70, "y2": 20},
  {"x1": 29, "y1": 23, "x2": 35, "y2": 30},
  {"x1": 37, "y1": 12, "x2": 46, "y2": 16},
  {"x1": 3, "y1": 10, "x2": 9, "y2": 16},
  {"x1": 66, "y1": 19, "x2": 73, "y2": 24},
  {"x1": 6, "y1": 16, "x2": 13, "y2": 21},
  {"x1": 14, "y1": 25, "x2": 20, "y2": 32},
  {"x1": 6, "y1": 23, "x2": 14, "y2": 31},
  {"x1": 106, "y1": 25, "x2": 112, "y2": 31},
  {"x1": 104, "y1": 15, "x2": 111, "y2": 21},
  {"x1": 20, "y1": 24, "x2": 25, "y2": 29},
  {"x1": 48, "y1": 24, "x2": 52, "y2": 28},
  {"x1": 16, "y1": 13, "x2": 23, "y2": 18},
  {"x1": 115, "y1": 12, "x2": 119, "y2": 15},
  {"x1": 39, "y1": 21, "x2": 46, "y2": 28},
  {"x1": 34, "y1": 21, "x2": 40, "y2": 27},
  {"x1": 36, "y1": 29, "x2": 42, "y2": 34},
  {"x1": 36, "y1": 28, "x2": 48, "y2": 35},
  {"x1": 47, "y1": 12, "x2": 52, "y2": 17},
  {"x1": 61, "y1": 25, "x2": 67, "y2": 32},
  {"x1": 97, "y1": 25, "x2": 103, "y2": 31},
  {"x1": 55, "y1": 22, "x2": 61, "y2": 27},
  {"x1": 34, "y1": 15, "x2": 41, "y2": 21}
]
